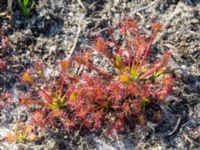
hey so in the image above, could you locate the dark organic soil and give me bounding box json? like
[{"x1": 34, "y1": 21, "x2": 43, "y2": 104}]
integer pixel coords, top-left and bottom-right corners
[{"x1": 0, "y1": 0, "x2": 199, "y2": 150}]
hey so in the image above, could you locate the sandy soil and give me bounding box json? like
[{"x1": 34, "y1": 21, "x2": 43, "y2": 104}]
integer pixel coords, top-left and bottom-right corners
[{"x1": 0, "y1": 0, "x2": 199, "y2": 149}]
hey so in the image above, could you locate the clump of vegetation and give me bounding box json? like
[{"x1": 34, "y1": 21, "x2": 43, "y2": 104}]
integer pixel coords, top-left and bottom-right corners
[
  {"x1": 3, "y1": 20, "x2": 173, "y2": 137},
  {"x1": 71, "y1": 20, "x2": 173, "y2": 132},
  {"x1": 20, "y1": 60, "x2": 78, "y2": 129},
  {"x1": 4, "y1": 123, "x2": 37, "y2": 143},
  {"x1": 17, "y1": 0, "x2": 36, "y2": 17}
]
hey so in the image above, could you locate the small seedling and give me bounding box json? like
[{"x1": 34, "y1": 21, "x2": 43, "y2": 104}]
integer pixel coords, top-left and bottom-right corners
[
  {"x1": 4, "y1": 123, "x2": 36, "y2": 144},
  {"x1": 17, "y1": 0, "x2": 36, "y2": 17}
]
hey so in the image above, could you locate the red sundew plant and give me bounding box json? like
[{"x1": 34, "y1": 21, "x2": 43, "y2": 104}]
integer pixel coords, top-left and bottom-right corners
[
  {"x1": 68, "y1": 73, "x2": 127, "y2": 132},
  {"x1": 20, "y1": 60, "x2": 78, "y2": 129},
  {"x1": 13, "y1": 19, "x2": 173, "y2": 135},
  {"x1": 70, "y1": 20, "x2": 173, "y2": 132}
]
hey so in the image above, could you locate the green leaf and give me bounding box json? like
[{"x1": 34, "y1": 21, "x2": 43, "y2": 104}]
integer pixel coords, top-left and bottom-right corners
[
  {"x1": 17, "y1": 0, "x2": 36, "y2": 17},
  {"x1": 17, "y1": 0, "x2": 23, "y2": 8},
  {"x1": 115, "y1": 54, "x2": 123, "y2": 70},
  {"x1": 24, "y1": 0, "x2": 29, "y2": 7},
  {"x1": 130, "y1": 65, "x2": 138, "y2": 80},
  {"x1": 149, "y1": 70, "x2": 163, "y2": 81},
  {"x1": 141, "y1": 97, "x2": 150, "y2": 110},
  {"x1": 16, "y1": 133, "x2": 27, "y2": 143},
  {"x1": 30, "y1": 2, "x2": 36, "y2": 10}
]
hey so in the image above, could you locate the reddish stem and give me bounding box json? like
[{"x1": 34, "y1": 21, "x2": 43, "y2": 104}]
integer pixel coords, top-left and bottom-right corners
[
  {"x1": 87, "y1": 63, "x2": 113, "y2": 78},
  {"x1": 137, "y1": 32, "x2": 155, "y2": 73},
  {"x1": 59, "y1": 71, "x2": 65, "y2": 97},
  {"x1": 108, "y1": 27, "x2": 120, "y2": 50},
  {"x1": 32, "y1": 82, "x2": 52, "y2": 103}
]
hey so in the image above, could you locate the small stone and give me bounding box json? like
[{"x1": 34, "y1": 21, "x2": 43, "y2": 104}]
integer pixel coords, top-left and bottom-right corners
[
  {"x1": 181, "y1": 65, "x2": 187, "y2": 70},
  {"x1": 194, "y1": 81, "x2": 200, "y2": 92}
]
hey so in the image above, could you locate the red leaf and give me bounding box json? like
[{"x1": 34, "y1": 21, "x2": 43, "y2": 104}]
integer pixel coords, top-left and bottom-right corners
[
  {"x1": 96, "y1": 37, "x2": 107, "y2": 52},
  {"x1": 31, "y1": 111, "x2": 46, "y2": 127},
  {"x1": 140, "y1": 51, "x2": 171, "y2": 79},
  {"x1": 133, "y1": 99, "x2": 141, "y2": 114},
  {"x1": 34, "y1": 61, "x2": 44, "y2": 73},
  {"x1": 64, "y1": 119, "x2": 76, "y2": 129},
  {"x1": 151, "y1": 22, "x2": 163, "y2": 32},
  {"x1": 92, "y1": 111, "x2": 103, "y2": 129}
]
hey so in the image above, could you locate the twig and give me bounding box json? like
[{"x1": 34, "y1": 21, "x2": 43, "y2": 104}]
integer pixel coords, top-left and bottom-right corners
[
  {"x1": 183, "y1": 133, "x2": 200, "y2": 147},
  {"x1": 0, "y1": 12, "x2": 8, "y2": 17},
  {"x1": 163, "y1": 43, "x2": 178, "y2": 51},
  {"x1": 0, "y1": 11, "x2": 12, "y2": 20},
  {"x1": 70, "y1": 125, "x2": 82, "y2": 146},
  {"x1": 131, "y1": 0, "x2": 159, "y2": 15},
  {"x1": 77, "y1": 0, "x2": 86, "y2": 10},
  {"x1": 90, "y1": 27, "x2": 109, "y2": 36},
  {"x1": 68, "y1": 25, "x2": 82, "y2": 59},
  {"x1": 167, "y1": 115, "x2": 181, "y2": 136},
  {"x1": 7, "y1": 0, "x2": 13, "y2": 12}
]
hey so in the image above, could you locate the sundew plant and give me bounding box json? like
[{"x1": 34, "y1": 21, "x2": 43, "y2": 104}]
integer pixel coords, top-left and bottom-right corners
[{"x1": 4, "y1": 20, "x2": 173, "y2": 139}]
